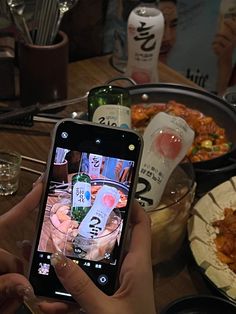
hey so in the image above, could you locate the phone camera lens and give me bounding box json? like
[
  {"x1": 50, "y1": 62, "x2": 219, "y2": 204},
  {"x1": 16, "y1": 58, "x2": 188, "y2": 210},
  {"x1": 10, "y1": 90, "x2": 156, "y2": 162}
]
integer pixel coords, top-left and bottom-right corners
[
  {"x1": 95, "y1": 139, "x2": 101, "y2": 144},
  {"x1": 61, "y1": 132, "x2": 68, "y2": 139},
  {"x1": 129, "y1": 144, "x2": 135, "y2": 151}
]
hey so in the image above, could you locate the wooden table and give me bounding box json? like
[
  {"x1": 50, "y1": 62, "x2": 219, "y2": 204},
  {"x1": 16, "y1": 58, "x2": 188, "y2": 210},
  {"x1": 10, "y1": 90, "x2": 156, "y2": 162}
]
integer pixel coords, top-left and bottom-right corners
[{"x1": 0, "y1": 55, "x2": 213, "y2": 313}]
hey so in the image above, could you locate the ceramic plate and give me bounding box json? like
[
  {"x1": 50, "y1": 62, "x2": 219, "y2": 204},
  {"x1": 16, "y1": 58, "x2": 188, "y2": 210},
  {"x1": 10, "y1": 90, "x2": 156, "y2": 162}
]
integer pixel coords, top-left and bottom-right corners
[{"x1": 188, "y1": 176, "x2": 236, "y2": 303}]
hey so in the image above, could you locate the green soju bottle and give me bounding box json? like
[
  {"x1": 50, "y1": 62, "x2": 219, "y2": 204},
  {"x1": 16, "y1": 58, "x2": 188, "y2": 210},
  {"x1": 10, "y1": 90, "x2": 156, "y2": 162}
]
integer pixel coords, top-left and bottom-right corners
[
  {"x1": 71, "y1": 173, "x2": 91, "y2": 223},
  {"x1": 88, "y1": 85, "x2": 131, "y2": 129}
]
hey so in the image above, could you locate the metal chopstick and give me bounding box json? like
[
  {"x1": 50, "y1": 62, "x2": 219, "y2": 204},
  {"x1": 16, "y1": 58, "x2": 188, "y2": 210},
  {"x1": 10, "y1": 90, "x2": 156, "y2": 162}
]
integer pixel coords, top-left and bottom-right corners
[
  {"x1": 20, "y1": 166, "x2": 43, "y2": 175},
  {"x1": 33, "y1": 116, "x2": 61, "y2": 123},
  {"x1": 21, "y1": 155, "x2": 46, "y2": 165},
  {"x1": 0, "y1": 93, "x2": 88, "y2": 124},
  {"x1": 21, "y1": 155, "x2": 46, "y2": 175}
]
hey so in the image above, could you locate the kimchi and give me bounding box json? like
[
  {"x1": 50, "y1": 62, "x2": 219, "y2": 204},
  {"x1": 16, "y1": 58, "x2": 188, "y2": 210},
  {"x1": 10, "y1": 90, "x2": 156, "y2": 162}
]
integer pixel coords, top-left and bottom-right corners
[{"x1": 213, "y1": 207, "x2": 236, "y2": 273}]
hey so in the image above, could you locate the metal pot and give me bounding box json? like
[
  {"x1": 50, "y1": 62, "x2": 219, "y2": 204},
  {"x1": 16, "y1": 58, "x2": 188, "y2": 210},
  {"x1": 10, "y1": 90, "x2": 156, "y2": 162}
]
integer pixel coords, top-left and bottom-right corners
[
  {"x1": 126, "y1": 83, "x2": 236, "y2": 169},
  {"x1": 122, "y1": 82, "x2": 236, "y2": 196},
  {"x1": 195, "y1": 157, "x2": 236, "y2": 197},
  {"x1": 89, "y1": 79, "x2": 236, "y2": 195}
]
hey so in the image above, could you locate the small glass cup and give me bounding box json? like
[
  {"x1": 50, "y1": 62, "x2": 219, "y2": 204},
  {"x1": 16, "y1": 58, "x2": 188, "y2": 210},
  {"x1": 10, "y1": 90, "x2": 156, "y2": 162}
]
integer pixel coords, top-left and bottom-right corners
[
  {"x1": 149, "y1": 159, "x2": 196, "y2": 265},
  {"x1": 0, "y1": 150, "x2": 21, "y2": 196}
]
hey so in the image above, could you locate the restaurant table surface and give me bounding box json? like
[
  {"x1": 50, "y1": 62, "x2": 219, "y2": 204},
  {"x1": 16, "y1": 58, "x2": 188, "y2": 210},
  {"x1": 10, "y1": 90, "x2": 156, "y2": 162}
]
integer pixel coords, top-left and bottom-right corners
[{"x1": 0, "y1": 55, "x2": 216, "y2": 314}]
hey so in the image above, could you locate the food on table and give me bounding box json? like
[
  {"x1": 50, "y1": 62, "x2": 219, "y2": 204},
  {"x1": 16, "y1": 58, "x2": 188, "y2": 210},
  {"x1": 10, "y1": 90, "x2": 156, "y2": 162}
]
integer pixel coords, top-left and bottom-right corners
[
  {"x1": 131, "y1": 100, "x2": 231, "y2": 162},
  {"x1": 50, "y1": 204, "x2": 79, "y2": 253},
  {"x1": 213, "y1": 207, "x2": 236, "y2": 274},
  {"x1": 188, "y1": 177, "x2": 236, "y2": 301}
]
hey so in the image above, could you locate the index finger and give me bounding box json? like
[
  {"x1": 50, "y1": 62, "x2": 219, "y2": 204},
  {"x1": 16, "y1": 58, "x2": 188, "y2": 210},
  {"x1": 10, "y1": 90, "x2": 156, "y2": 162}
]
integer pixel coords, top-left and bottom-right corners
[{"x1": 50, "y1": 254, "x2": 107, "y2": 313}]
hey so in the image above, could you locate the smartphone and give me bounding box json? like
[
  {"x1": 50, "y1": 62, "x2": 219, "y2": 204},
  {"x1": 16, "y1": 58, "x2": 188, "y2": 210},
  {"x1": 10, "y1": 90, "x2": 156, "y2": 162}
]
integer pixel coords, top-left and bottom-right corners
[{"x1": 28, "y1": 119, "x2": 143, "y2": 301}]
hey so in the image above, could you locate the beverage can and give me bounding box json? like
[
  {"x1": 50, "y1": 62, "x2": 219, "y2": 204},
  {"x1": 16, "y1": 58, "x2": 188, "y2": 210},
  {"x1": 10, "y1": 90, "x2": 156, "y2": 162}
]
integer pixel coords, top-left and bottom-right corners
[
  {"x1": 126, "y1": 1, "x2": 164, "y2": 84},
  {"x1": 88, "y1": 153, "x2": 103, "y2": 178}
]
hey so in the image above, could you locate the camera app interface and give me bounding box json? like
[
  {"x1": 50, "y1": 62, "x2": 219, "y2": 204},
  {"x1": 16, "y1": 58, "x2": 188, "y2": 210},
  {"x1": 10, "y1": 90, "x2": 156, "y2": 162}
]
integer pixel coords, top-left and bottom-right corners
[{"x1": 37, "y1": 147, "x2": 134, "y2": 266}]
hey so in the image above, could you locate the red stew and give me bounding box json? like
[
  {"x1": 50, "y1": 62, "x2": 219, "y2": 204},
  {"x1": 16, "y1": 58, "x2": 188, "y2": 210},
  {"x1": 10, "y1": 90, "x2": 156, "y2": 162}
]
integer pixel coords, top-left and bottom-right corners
[{"x1": 131, "y1": 100, "x2": 232, "y2": 162}]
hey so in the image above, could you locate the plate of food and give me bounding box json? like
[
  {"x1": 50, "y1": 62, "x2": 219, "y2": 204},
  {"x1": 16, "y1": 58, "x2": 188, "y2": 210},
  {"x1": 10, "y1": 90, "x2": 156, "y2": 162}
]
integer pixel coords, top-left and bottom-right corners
[{"x1": 188, "y1": 176, "x2": 236, "y2": 303}]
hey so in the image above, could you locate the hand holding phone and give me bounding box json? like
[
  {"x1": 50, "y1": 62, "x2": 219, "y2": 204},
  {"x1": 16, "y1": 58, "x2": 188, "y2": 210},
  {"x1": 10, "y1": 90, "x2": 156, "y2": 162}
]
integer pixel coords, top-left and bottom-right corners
[
  {"x1": 38, "y1": 200, "x2": 156, "y2": 314},
  {"x1": 28, "y1": 119, "x2": 143, "y2": 301}
]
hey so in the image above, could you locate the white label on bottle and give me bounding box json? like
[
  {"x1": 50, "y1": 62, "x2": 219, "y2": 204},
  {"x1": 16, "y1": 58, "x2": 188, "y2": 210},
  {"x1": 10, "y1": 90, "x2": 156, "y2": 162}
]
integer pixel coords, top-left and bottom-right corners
[
  {"x1": 136, "y1": 112, "x2": 194, "y2": 211},
  {"x1": 93, "y1": 104, "x2": 131, "y2": 128},
  {"x1": 126, "y1": 7, "x2": 164, "y2": 83},
  {"x1": 89, "y1": 154, "x2": 103, "y2": 177},
  {"x1": 78, "y1": 185, "x2": 120, "y2": 238},
  {"x1": 72, "y1": 181, "x2": 91, "y2": 207}
]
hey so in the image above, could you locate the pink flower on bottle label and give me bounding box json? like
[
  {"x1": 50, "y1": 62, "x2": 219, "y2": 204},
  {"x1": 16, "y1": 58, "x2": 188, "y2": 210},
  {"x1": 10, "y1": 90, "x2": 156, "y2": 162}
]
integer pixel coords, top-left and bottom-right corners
[
  {"x1": 102, "y1": 194, "x2": 117, "y2": 208},
  {"x1": 154, "y1": 131, "x2": 182, "y2": 159},
  {"x1": 131, "y1": 70, "x2": 151, "y2": 84}
]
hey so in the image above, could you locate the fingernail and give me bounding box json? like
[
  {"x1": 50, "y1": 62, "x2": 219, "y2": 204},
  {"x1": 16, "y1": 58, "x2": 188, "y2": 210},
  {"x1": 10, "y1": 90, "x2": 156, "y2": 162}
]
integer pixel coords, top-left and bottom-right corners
[
  {"x1": 51, "y1": 252, "x2": 68, "y2": 269},
  {"x1": 33, "y1": 173, "x2": 44, "y2": 187},
  {"x1": 16, "y1": 285, "x2": 36, "y2": 302}
]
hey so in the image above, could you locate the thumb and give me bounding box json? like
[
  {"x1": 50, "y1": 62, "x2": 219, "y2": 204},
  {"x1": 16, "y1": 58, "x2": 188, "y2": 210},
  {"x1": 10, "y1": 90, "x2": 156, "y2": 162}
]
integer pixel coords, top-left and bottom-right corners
[
  {"x1": 0, "y1": 273, "x2": 35, "y2": 301},
  {"x1": 51, "y1": 252, "x2": 108, "y2": 312},
  {"x1": 0, "y1": 274, "x2": 36, "y2": 314}
]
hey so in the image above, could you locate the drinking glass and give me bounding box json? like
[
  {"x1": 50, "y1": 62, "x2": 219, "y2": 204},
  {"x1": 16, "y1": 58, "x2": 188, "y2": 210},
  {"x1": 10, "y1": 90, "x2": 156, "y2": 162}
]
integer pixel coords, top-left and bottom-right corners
[
  {"x1": 149, "y1": 159, "x2": 196, "y2": 265},
  {"x1": 0, "y1": 150, "x2": 21, "y2": 196},
  {"x1": 50, "y1": 204, "x2": 122, "y2": 262}
]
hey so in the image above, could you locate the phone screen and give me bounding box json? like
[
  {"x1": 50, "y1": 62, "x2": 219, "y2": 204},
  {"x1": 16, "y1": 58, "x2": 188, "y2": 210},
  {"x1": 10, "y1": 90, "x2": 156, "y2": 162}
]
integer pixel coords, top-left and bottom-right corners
[{"x1": 29, "y1": 119, "x2": 143, "y2": 300}]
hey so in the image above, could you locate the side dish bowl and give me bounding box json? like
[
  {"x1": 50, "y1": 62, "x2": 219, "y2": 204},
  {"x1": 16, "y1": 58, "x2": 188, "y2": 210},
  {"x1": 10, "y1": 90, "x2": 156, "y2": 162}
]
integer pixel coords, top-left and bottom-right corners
[
  {"x1": 160, "y1": 295, "x2": 236, "y2": 314},
  {"x1": 188, "y1": 176, "x2": 236, "y2": 303}
]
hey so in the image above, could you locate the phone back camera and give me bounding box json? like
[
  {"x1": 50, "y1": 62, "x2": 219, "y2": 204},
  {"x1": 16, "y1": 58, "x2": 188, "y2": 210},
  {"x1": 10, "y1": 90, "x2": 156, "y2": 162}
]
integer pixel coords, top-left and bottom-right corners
[{"x1": 61, "y1": 132, "x2": 68, "y2": 139}]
